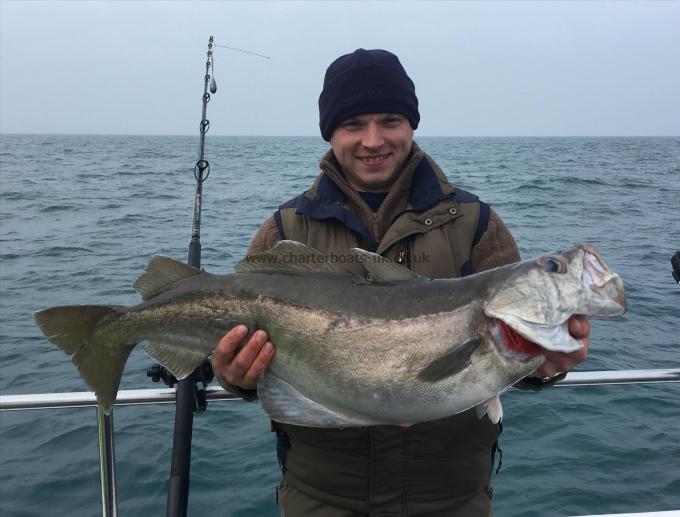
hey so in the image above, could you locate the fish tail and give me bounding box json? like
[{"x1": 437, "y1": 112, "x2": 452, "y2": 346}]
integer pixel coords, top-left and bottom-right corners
[{"x1": 34, "y1": 305, "x2": 135, "y2": 414}]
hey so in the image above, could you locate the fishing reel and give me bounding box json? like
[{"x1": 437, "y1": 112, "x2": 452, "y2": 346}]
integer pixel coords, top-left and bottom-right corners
[{"x1": 147, "y1": 360, "x2": 214, "y2": 411}]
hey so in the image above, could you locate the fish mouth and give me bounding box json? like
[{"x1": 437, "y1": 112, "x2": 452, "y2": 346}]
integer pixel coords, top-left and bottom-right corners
[
  {"x1": 489, "y1": 317, "x2": 546, "y2": 362},
  {"x1": 497, "y1": 314, "x2": 583, "y2": 353},
  {"x1": 490, "y1": 311, "x2": 583, "y2": 358},
  {"x1": 485, "y1": 244, "x2": 624, "y2": 355},
  {"x1": 581, "y1": 244, "x2": 626, "y2": 312},
  {"x1": 500, "y1": 245, "x2": 625, "y2": 354}
]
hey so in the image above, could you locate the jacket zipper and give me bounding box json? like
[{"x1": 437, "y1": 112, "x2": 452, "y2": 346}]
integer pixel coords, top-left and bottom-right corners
[
  {"x1": 371, "y1": 212, "x2": 380, "y2": 245},
  {"x1": 396, "y1": 237, "x2": 413, "y2": 269}
]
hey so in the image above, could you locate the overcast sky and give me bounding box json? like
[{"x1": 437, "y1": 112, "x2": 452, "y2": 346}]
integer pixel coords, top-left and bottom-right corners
[{"x1": 1, "y1": 0, "x2": 679, "y2": 137}]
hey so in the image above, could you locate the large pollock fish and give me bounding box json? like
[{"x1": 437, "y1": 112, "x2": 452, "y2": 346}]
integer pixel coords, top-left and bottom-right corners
[{"x1": 34, "y1": 241, "x2": 625, "y2": 426}]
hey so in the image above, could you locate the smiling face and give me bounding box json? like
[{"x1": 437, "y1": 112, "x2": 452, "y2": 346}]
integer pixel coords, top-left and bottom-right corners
[{"x1": 329, "y1": 113, "x2": 414, "y2": 193}]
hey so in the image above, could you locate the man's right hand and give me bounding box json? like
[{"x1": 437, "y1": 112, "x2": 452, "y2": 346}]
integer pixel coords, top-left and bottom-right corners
[{"x1": 212, "y1": 325, "x2": 275, "y2": 390}]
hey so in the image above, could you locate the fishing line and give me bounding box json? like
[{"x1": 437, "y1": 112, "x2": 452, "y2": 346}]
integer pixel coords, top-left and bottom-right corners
[
  {"x1": 213, "y1": 43, "x2": 271, "y2": 59},
  {"x1": 208, "y1": 43, "x2": 270, "y2": 96}
]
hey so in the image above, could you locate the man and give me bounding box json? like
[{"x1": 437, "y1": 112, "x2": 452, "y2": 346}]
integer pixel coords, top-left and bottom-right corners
[{"x1": 212, "y1": 49, "x2": 590, "y2": 516}]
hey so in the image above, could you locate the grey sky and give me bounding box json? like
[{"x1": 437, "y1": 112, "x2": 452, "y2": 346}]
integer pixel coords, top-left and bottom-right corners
[{"x1": 1, "y1": 0, "x2": 679, "y2": 137}]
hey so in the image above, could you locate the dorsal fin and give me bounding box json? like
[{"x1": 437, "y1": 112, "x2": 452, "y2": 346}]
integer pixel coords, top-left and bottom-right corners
[
  {"x1": 235, "y1": 240, "x2": 348, "y2": 275},
  {"x1": 134, "y1": 256, "x2": 202, "y2": 300},
  {"x1": 350, "y1": 248, "x2": 422, "y2": 283}
]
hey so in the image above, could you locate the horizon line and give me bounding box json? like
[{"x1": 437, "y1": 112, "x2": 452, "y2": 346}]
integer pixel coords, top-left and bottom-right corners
[{"x1": 2, "y1": 132, "x2": 679, "y2": 139}]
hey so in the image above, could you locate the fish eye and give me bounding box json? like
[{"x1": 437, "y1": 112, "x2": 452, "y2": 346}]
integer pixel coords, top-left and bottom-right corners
[{"x1": 541, "y1": 257, "x2": 566, "y2": 274}]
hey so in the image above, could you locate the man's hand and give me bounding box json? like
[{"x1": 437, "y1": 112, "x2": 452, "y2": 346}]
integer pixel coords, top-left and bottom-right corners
[
  {"x1": 531, "y1": 316, "x2": 590, "y2": 378},
  {"x1": 212, "y1": 325, "x2": 275, "y2": 390}
]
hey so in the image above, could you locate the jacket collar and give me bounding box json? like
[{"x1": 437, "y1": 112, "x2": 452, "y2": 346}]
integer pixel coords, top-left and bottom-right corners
[
  {"x1": 289, "y1": 142, "x2": 456, "y2": 251},
  {"x1": 408, "y1": 151, "x2": 452, "y2": 212}
]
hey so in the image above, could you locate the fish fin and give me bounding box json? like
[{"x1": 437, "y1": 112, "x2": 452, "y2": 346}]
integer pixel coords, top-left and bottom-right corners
[
  {"x1": 350, "y1": 248, "x2": 422, "y2": 282},
  {"x1": 144, "y1": 341, "x2": 208, "y2": 380},
  {"x1": 258, "y1": 372, "x2": 372, "y2": 428},
  {"x1": 476, "y1": 395, "x2": 504, "y2": 424},
  {"x1": 34, "y1": 305, "x2": 135, "y2": 414},
  {"x1": 417, "y1": 338, "x2": 482, "y2": 383},
  {"x1": 235, "y1": 240, "x2": 349, "y2": 275},
  {"x1": 134, "y1": 256, "x2": 202, "y2": 301}
]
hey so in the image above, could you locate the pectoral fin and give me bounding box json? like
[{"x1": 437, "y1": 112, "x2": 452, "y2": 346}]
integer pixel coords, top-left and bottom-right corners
[{"x1": 417, "y1": 338, "x2": 482, "y2": 383}]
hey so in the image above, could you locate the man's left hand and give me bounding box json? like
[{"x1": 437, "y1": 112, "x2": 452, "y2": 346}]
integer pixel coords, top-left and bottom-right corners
[{"x1": 531, "y1": 316, "x2": 590, "y2": 378}]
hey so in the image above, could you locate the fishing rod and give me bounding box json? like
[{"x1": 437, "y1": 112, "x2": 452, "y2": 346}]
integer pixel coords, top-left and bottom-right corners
[
  {"x1": 164, "y1": 35, "x2": 217, "y2": 517},
  {"x1": 160, "y1": 36, "x2": 270, "y2": 517}
]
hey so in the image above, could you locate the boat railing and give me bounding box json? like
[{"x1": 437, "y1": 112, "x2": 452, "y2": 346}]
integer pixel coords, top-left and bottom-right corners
[
  {"x1": 2, "y1": 368, "x2": 679, "y2": 517},
  {"x1": 2, "y1": 368, "x2": 679, "y2": 411}
]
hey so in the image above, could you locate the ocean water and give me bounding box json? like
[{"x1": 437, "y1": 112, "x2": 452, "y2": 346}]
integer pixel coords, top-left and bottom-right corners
[{"x1": 0, "y1": 134, "x2": 678, "y2": 517}]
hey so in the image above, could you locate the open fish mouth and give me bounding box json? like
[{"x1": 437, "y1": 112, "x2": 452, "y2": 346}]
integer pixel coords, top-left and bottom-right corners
[
  {"x1": 486, "y1": 244, "x2": 626, "y2": 355},
  {"x1": 495, "y1": 314, "x2": 581, "y2": 354},
  {"x1": 489, "y1": 317, "x2": 545, "y2": 361},
  {"x1": 489, "y1": 316, "x2": 579, "y2": 362}
]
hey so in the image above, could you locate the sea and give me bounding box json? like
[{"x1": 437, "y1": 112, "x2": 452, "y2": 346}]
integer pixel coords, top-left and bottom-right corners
[{"x1": 0, "y1": 134, "x2": 678, "y2": 517}]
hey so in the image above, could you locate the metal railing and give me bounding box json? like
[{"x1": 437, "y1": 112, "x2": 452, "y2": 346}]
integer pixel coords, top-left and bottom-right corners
[
  {"x1": 1, "y1": 368, "x2": 679, "y2": 517},
  {"x1": 2, "y1": 369, "x2": 679, "y2": 411}
]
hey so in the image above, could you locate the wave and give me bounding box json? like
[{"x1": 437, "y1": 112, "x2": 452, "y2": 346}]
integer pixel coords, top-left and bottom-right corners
[
  {"x1": 102, "y1": 214, "x2": 145, "y2": 224},
  {"x1": 554, "y1": 176, "x2": 609, "y2": 187},
  {"x1": 39, "y1": 204, "x2": 78, "y2": 213},
  {"x1": 0, "y1": 191, "x2": 40, "y2": 201},
  {"x1": 33, "y1": 246, "x2": 93, "y2": 257}
]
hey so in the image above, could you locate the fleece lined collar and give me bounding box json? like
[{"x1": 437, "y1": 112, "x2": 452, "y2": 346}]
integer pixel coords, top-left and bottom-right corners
[{"x1": 279, "y1": 142, "x2": 476, "y2": 251}]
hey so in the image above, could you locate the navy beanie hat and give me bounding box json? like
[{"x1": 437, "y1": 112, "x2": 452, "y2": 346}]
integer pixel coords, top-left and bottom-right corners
[{"x1": 318, "y1": 49, "x2": 419, "y2": 141}]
